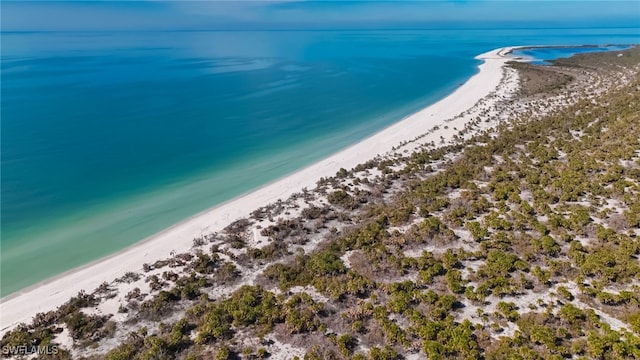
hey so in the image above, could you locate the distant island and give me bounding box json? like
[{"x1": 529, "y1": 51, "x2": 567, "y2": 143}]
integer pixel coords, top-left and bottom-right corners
[{"x1": 2, "y1": 45, "x2": 639, "y2": 360}]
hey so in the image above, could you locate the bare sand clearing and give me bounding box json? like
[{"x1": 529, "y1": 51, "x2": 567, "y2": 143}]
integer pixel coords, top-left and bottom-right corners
[{"x1": 0, "y1": 47, "x2": 517, "y2": 332}]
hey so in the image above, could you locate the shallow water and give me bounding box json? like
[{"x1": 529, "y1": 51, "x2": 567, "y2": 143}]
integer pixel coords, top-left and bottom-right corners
[{"x1": 511, "y1": 44, "x2": 632, "y2": 65}]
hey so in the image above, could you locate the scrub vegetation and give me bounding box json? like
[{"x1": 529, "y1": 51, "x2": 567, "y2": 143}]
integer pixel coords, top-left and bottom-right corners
[{"x1": 2, "y1": 47, "x2": 640, "y2": 360}]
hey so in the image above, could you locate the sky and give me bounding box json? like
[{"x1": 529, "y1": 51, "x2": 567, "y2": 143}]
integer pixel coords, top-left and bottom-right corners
[{"x1": 1, "y1": 1, "x2": 639, "y2": 31}]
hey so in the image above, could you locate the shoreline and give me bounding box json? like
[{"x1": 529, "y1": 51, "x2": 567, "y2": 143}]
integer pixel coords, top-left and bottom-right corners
[{"x1": 0, "y1": 46, "x2": 517, "y2": 332}]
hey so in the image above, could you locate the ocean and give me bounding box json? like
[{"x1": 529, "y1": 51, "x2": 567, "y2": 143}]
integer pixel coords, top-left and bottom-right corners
[{"x1": 2, "y1": 27, "x2": 639, "y2": 296}]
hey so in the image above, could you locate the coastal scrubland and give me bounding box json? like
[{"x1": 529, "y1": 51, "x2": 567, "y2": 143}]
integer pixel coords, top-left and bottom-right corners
[{"x1": 2, "y1": 46, "x2": 640, "y2": 359}]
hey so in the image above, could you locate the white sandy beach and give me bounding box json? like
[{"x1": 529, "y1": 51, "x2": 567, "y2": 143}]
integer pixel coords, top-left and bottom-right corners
[{"x1": 0, "y1": 47, "x2": 517, "y2": 333}]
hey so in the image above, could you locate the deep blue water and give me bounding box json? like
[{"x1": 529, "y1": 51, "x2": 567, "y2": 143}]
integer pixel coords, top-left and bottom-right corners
[{"x1": 2, "y1": 28, "x2": 639, "y2": 296}]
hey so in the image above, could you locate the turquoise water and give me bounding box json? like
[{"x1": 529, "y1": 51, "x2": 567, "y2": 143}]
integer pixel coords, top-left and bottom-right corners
[
  {"x1": 512, "y1": 44, "x2": 633, "y2": 65},
  {"x1": 2, "y1": 28, "x2": 639, "y2": 296}
]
